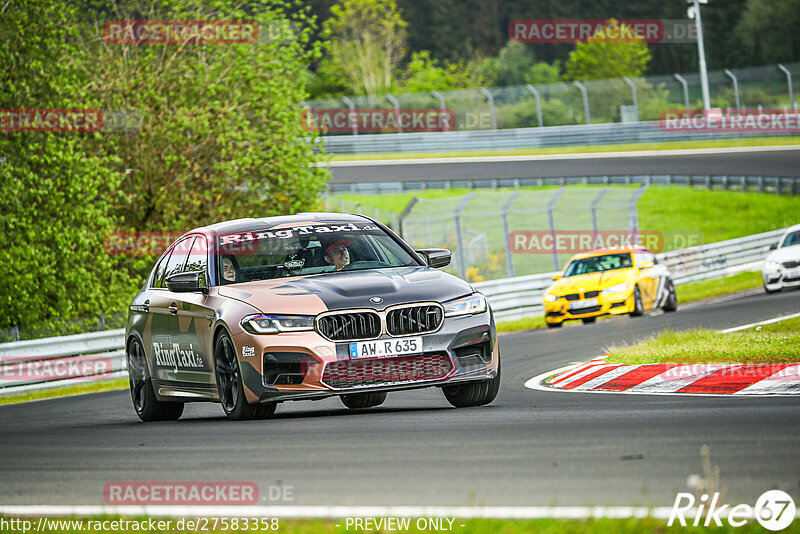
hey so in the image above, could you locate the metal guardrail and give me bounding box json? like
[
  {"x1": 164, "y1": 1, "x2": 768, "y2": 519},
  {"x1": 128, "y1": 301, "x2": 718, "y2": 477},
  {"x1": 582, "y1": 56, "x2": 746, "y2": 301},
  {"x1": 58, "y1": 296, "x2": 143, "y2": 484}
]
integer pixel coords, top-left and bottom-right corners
[
  {"x1": 329, "y1": 174, "x2": 800, "y2": 196},
  {"x1": 476, "y1": 228, "x2": 786, "y2": 321},
  {"x1": 0, "y1": 228, "x2": 787, "y2": 392},
  {"x1": 319, "y1": 121, "x2": 796, "y2": 155}
]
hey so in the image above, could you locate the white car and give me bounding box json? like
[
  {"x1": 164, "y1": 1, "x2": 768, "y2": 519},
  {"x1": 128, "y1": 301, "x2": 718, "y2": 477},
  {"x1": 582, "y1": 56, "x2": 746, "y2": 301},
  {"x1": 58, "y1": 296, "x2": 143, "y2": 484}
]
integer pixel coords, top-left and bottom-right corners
[{"x1": 762, "y1": 224, "x2": 800, "y2": 293}]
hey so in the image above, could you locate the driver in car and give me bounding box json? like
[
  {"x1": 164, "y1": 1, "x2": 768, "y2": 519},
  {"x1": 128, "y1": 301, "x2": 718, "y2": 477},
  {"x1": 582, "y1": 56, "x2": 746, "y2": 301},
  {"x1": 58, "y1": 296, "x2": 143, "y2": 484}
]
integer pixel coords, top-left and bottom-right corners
[{"x1": 323, "y1": 239, "x2": 351, "y2": 271}]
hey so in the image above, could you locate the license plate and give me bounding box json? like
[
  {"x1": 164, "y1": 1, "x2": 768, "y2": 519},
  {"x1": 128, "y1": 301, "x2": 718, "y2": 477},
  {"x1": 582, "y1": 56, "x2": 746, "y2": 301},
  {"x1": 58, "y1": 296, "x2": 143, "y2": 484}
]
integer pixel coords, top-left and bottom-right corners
[
  {"x1": 570, "y1": 298, "x2": 598, "y2": 310},
  {"x1": 349, "y1": 336, "x2": 423, "y2": 359}
]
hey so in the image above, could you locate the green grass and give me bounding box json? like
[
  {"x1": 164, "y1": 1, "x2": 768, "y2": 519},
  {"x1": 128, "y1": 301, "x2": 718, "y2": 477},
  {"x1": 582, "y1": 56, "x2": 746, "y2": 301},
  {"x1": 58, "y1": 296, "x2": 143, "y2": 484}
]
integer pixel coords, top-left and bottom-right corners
[
  {"x1": 328, "y1": 136, "x2": 800, "y2": 161},
  {"x1": 607, "y1": 316, "x2": 800, "y2": 365},
  {"x1": 0, "y1": 378, "x2": 128, "y2": 405},
  {"x1": 4, "y1": 516, "x2": 796, "y2": 534},
  {"x1": 675, "y1": 271, "x2": 763, "y2": 303}
]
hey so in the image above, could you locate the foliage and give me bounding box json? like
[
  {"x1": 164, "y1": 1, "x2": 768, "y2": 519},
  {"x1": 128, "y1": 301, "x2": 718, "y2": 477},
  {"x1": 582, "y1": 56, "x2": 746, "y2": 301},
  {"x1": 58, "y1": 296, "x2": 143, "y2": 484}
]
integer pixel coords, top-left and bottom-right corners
[
  {"x1": 0, "y1": 0, "x2": 130, "y2": 331},
  {"x1": 319, "y1": 0, "x2": 408, "y2": 97},
  {"x1": 565, "y1": 20, "x2": 651, "y2": 81},
  {"x1": 480, "y1": 42, "x2": 561, "y2": 86},
  {"x1": 400, "y1": 51, "x2": 483, "y2": 93},
  {"x1": 734, "y1": 0, "x2": 800, "y2": 65}
]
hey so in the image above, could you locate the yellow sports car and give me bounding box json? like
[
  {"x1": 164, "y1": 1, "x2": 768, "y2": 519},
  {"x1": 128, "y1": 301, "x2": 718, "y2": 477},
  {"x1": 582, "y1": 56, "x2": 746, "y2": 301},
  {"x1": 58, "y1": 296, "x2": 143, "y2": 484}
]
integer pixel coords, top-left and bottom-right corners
[{"x1": 542, "y1": 246, "x2": 677, "y2": 327}]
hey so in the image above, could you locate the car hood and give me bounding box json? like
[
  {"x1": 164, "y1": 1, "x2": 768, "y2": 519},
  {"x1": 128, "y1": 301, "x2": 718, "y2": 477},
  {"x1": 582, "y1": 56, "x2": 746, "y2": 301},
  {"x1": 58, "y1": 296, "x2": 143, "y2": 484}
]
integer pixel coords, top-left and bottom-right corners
[
  {"x1": 766, "y1": 244, "x2": 800, "y2": 263},
  {"x1": 217, "y1": 266, "x2": 474, "y2": 314},
  {"x1": 550, "y1": 270, "x2": 632, "y2": 294}
]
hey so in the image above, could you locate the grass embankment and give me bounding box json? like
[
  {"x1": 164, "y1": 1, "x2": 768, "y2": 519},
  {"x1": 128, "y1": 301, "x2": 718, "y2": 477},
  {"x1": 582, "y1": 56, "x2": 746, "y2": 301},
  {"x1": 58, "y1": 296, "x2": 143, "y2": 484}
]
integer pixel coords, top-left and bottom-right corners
[
  {"x1": 3, "y1": 516, "x2": 797, "y2": 534},
  {"x1": 0, "y1": 378, "x2": 128, "y2": 405},
  {"x1": 328, "y1": 136, "x2": 800, "y2": 161},
  {"x1": 607, "y1": 316, "x2": 800, "y2": 365}
]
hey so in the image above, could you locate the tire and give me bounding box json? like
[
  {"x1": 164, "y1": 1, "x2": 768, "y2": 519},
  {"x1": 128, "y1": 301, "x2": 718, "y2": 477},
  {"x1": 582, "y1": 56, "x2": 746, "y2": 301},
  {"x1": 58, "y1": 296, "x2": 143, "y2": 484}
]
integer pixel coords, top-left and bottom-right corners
[
  {"x1": 547, "y1": 322, "x2": 563, "y2": 328},
  {"x1": 629, "y1": 286, "x2": 644, "y2": 317},
  {"x1": 662, "y1": 280, "x2": 678, "y2": 312},
  {"x1": 127, "y1": 338, "x2": 184, "y2": 422},
  {"x1": 215, "y1": 332, "x2": 276, "y2": 421},
  {"x1": 443, "y1": 359, "x2": 501, "y2": 408},
  {"x1": 340, "y1": 391, "x2": 387, "y2": 409},
  {"x1": 581, "y1": 317, "x2": 597, "y2": 324}
]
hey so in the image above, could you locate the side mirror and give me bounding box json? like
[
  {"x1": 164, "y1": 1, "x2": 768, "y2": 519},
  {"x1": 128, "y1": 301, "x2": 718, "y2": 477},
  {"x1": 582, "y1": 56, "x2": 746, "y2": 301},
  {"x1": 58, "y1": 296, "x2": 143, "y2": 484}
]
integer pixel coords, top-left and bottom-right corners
[
  {"x1": 640, "y1": 260, "x2": 655, "y2": 269},
  {"x1": 552, "y1": 273, "x2": 562, "y2": 281},
  {"x1": 416, "y1": 248, "x2": 451, "y2": 268},
  {"x1": 770, "y1": 243, "x2": 778, "y2": 251},
  {"x1": 165, "y1": 271, "x2": 208, "y2": 294}
]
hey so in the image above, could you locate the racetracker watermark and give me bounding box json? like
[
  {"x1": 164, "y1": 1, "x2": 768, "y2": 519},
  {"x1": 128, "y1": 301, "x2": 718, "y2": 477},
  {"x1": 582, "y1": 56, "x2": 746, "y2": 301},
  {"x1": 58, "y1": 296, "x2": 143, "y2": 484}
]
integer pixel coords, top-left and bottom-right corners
[
  {"x1": 103, "y1": 20, "x2": 295, "y2": 45},
  {"x1": 0, "y1": 109, "x2": 142, "y2": 133},
  {"x1": 104, "y1": 231, "x2": 262, "y2": 255},
  {"x1": 508, "y1": 230, "x2": 703, "y2": 254},
  {"x1": 0, "y1": 355, "x2": 112, "y2": 382},
  {"x1": 509, "y1": 19, "x2": 696, "y2": 43},
  {"x1": 660, "y1": 109, "x2": 800, "y2": 133},
  {"x1": 104, "y1": 482, "x2": 263, "y2": 505},
  {"x1": 668, "y1": 489, "x2": 796, "y2": 530},
  {"x1": 302, "y1": 108, "x2": 456, "y2": 133}
]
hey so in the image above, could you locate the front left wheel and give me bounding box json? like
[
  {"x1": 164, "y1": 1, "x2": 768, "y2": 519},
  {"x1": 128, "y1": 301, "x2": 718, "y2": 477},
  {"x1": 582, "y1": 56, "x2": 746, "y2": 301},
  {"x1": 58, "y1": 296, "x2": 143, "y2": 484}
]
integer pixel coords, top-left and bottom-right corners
[
  {"x1": 215, "y1": 332, "x2": 276, "y2": 421},
  {"x1": 443, "y1": 360, "x2": 501, "y2": 408},
  {"x1": 127, "y1": 338, "x2": 184, "y2": 422}
]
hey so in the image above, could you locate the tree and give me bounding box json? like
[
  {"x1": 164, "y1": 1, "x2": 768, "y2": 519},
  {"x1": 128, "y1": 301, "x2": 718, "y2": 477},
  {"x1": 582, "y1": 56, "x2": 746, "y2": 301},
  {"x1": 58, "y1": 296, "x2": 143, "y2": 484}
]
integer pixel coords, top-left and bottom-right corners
[
  {"x1": 400, "y1": 51, "x2": 483, "y2": 92},
  {"x1": 0, "y1": 0, "x2": 129, "y2": 336},
  {"x1": 480, "y1": 42, "x2": 561, "y2": 87},
  {"x1": 320, "y1": 0, "x2": 408, "y2": 97},
  {"x1": 565, "y1": 20, "x2": 651, "y2": 81},
  {"x1": 734, "y1": 0, "x2": 800, "y2": 65}
]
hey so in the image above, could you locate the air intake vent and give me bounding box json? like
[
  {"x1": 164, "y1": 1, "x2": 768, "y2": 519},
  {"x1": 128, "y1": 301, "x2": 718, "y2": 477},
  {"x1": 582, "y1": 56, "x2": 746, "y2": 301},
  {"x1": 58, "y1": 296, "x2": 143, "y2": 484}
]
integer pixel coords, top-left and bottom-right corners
[
  {"x1": 386, "y1": 305, "x2": 443, "y2": 336},
  {"x1": 316, "y1": 312, "x2": 381, "y2": 341}
]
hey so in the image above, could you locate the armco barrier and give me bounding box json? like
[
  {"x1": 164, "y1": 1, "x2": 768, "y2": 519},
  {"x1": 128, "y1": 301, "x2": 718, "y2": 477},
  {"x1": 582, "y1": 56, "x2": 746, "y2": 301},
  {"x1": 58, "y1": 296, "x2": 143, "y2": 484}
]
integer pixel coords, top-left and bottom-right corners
[
  {"x1": 318, "y1": 121, "x2": 796, "y2": 155},
  {"x1": 0, "y1": 228, "x2": 788, "y2": 393}
]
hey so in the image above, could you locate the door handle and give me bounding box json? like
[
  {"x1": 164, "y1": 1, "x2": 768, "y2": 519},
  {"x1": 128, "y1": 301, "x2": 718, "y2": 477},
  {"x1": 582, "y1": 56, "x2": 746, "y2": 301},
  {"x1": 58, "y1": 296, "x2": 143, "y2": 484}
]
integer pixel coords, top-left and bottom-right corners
[{"x1": 169, "y1": 302, "x2": 178, "y2": 315}]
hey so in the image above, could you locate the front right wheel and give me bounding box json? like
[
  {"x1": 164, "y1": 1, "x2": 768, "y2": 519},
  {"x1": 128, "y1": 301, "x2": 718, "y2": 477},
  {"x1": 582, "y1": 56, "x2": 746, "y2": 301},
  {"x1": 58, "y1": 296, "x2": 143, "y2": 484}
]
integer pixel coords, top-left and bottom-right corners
[
  {"x1": 629, "y1": 286, "x2": 644, "y2": 317},
  {"x1": 443, "y1": 360, "x2": 501, "y2": 408}
]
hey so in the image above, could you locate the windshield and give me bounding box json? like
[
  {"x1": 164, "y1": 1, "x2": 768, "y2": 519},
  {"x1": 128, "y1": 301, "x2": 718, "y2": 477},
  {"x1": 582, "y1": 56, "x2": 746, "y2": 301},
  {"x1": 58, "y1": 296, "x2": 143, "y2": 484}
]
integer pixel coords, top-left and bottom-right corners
[
  {"x1": 564, "y1": 253, "x2": 633, "y2": 277},
  {"x1": 216, "y1": 221, "x2": 420, "y2": 284},
  {"x1": 781, "y1": 231, "x2": 800, "y2": 248}
]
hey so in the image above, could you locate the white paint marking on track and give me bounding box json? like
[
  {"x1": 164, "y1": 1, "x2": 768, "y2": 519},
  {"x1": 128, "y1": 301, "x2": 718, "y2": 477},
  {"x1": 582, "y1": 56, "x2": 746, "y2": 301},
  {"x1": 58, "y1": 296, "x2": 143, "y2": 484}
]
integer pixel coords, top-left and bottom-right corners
[
  {"x1": 719, "y1": 311, "x2": 800, "y2": 333},
  {"x1": 0, "y1": 504, "x2": 689, "y2": 520},
  {"x1": 321, "y1": 144, "x2": 800, "y2": 167}
]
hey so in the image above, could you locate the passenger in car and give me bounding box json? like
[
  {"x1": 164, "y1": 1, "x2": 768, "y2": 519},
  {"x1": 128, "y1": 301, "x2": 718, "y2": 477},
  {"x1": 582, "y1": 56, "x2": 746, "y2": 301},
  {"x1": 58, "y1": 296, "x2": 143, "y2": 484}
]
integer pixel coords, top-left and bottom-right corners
[{"x1": 323, "y1": 239, "x2": 351, "y2": 271}]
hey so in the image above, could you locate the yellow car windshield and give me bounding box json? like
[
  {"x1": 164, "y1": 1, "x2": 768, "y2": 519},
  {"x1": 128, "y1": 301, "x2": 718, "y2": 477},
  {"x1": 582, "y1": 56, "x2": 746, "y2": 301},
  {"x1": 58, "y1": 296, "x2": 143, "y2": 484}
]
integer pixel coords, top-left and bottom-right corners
[{"x1": 564, "y1": 253, "x2": 633, "y2": 277}]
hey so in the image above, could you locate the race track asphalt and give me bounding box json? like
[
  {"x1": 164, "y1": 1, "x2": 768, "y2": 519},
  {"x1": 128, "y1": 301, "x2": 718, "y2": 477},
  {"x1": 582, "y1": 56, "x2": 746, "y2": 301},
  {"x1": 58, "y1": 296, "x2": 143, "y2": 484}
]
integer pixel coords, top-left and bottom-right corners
[
  {"x1": 328, "y1": 147, "x2": 800, "y2": 184},
  {"x1": 1, "y1": 289, "x2": 798, "y2": 508}
]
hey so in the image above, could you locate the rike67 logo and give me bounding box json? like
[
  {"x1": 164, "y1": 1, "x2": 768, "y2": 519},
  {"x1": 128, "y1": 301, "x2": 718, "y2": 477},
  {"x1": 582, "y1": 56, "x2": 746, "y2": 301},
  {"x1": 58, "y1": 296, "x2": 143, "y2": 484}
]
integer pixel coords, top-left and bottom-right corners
[{"x1": 669, "y1": 490, "x2": 796, "y2": 531}]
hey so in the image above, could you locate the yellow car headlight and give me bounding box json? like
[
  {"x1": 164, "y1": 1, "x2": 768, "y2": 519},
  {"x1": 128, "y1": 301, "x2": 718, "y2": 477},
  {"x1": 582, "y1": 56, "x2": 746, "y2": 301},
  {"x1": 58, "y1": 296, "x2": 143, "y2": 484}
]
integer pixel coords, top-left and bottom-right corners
[
  {"x1": 602, "y1": 282, "x2": 629, "y2": 294},
  {"x1": 543, "y1": 293, "x2": 557, "y2": 302}
]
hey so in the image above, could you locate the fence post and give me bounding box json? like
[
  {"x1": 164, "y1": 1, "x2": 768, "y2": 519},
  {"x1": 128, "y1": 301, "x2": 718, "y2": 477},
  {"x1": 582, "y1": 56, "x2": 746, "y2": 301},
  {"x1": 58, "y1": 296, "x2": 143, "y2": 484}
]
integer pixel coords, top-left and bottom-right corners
[
  {"x1": 777, "y1": 64, "x2": 797, "y2": 111},
  {"x1": 478, "y1": 88, "x2": 497, "y2": 129},
  {"x1": 547, "y1": 188, "x2": 566, "y2": 271},
  {"x1": 431, "y1": 90, "x2": 449, "y2": 131},
  {"x1": 573, "y1": 81, "x2": 591, "y2": 125},
  {"x1": 628, "y1": 185, "x2": 648, "y2": 234},
  {"x1": 524, "y1": 84, "x2": 544, "y2": 128},
  {"x1": 386, "y1": 94, "x2": 402, "y2": 134},
  {"x1": 591, "y1": 187, "x2": 610, "y2": 241},
  {"x1": 673, "y1": 74, "x2": 690, "y2": 116},
  {"x1": 501, "y1": 191, "x2": 521, "y2": 278},
  {"x1": 341, "y1": 96, "x2": 358, "y2": 135},
  {"x1": 454, "y1": 193, "x2": 476, "y2": 279},
  {"x1": 723, "y1": 69, "x2": 741, "y2": 110},
  {"x1": 623, "y1": 76, "x2": 639, "y2": 121},
  {"x1": 397, "y1": 196, "x2": 419, "y2": 238}
]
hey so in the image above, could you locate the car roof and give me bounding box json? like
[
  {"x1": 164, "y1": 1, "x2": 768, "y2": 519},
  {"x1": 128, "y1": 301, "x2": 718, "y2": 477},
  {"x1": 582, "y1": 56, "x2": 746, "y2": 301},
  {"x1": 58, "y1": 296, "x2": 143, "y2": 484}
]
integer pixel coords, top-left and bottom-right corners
[
  {"x1": 569, "y1": 246, "x2": 651, "y2": 261},
  {"x1": 196, "y1": 212, "x2": 373, "y2": 236}
]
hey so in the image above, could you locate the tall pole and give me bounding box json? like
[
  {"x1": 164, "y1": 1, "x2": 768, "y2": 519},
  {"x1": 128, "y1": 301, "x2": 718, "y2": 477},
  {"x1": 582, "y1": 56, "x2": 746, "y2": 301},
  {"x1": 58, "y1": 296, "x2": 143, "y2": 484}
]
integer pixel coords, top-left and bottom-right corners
[
  {"x1": 777, "y1": 64, "x2": 796, "y2": 112},
  {"x1": 688, "y1": 0, "x2": 711, "y2": 111}
]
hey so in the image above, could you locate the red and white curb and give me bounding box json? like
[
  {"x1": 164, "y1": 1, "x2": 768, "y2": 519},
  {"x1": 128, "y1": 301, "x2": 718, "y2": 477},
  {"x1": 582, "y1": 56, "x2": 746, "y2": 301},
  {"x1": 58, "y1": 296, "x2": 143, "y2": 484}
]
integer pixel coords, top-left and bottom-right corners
[{"x1": 527, "y1": 356, "x2": 800, "y2": 396}]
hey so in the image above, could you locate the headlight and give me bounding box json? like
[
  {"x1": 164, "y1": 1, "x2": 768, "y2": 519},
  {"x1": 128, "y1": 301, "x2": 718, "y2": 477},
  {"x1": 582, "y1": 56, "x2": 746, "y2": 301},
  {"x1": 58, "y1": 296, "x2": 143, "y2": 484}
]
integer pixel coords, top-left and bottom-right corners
[
  {"x1": 443, "y1": 294, "x2": 487, "y2": 317},
  {"x1": 240, "y1": 314, "x2": 314, "y2": 334},
  {"x1": 543, "y1": 293, "x2": 557, "y2": 302},
  {"x1": 765, "y1": 261, "x2": 781, "y2": 270},
  {"x1": 602, "y1": 282, "x2": 629, "y2": 294}
]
